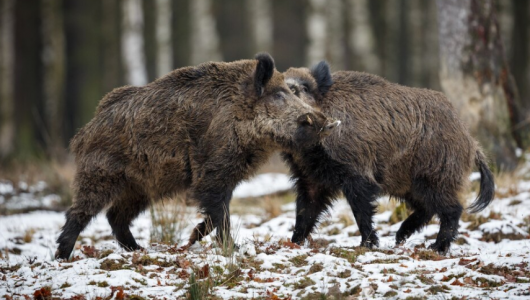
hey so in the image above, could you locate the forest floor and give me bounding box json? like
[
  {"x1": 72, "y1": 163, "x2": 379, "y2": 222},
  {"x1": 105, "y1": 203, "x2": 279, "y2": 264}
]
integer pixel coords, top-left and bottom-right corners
[{"x1": 1, "y1": 169, "x2": 530, "y2": 299}]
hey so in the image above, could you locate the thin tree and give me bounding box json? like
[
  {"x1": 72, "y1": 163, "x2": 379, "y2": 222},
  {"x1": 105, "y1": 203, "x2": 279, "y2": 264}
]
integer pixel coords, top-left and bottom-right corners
[
  {"x1": 306, "y1": 0, "x2": 327, "y2": 66},
  {"x1": 247, "y1": 0, "x2": 273, "y2": 54},
  {"x1": 437, "y1": 0, "x2": 522, "y2": 170},
  {"x1": 156, "y1": 0, "x2": 173, "y2": 77},
  {"x1": 122, "y1": 0, "x2": 148, "y2": 86},
  {"x1": 190, "y1": 0, "x2": 222, "y2": 65},
  {"x1": 0, "y1": 0, "x2": 15, "y2": 159}
]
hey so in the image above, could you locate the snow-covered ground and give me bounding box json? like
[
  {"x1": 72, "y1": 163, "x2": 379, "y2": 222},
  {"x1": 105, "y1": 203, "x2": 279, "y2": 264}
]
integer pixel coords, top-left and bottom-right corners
[{"x1": 1, "y1": 173, "x2": 530, "y2": 299}]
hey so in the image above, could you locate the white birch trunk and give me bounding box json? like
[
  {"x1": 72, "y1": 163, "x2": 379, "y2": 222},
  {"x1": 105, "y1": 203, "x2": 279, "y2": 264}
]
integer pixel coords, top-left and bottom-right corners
[
  {"x1": 327, "y1": 0, "x2": 344, "y2": 69},
  {"x1": 347, "y1": 0, "x2": 379, "y2": 73},
  {"x1": 0, "y1": 0, "x2": 15, "y2": 158},
  {"x1": 190, "y1": 0, "x2": 222, "y2": 65},
  {"x1": 306, "y1": 0, "x2": 327, "y2": 66},
  {"x1": 247, "y1": 0, "x2": 273, "y2": 53},
  {"x1": 122, "y1": 0, "x2": 148, "y2": 86},
  {"x1": 156, "y1": 0, "x2": 173, "y2": 77}
]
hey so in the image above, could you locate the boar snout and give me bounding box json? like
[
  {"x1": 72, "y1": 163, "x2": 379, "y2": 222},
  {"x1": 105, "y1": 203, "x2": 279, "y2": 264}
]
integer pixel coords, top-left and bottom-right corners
[{"x1": 297, "y1": 112, "x2": 340, "y2": 136}]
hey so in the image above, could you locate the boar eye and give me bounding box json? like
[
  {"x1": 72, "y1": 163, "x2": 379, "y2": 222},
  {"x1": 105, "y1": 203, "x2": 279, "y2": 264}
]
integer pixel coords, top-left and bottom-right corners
[
  {"x1": 290, "y1": 87, "x2": 296, "y2": 93},
  {"x1": 302, "y1": 85, "x2": 309, "y2": 93},
  {"x1": 274, "y1": 92, "x2": 285, "y2": 100}
]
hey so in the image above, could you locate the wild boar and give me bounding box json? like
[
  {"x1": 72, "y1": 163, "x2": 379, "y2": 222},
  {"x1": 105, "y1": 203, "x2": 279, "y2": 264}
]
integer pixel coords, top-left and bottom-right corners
[
  {"x1": 283, "y1": 62, "x2": 494, "y2": 254},
  {"x1": 55, "y1": 53, "x2": 339, "y2": 259}
]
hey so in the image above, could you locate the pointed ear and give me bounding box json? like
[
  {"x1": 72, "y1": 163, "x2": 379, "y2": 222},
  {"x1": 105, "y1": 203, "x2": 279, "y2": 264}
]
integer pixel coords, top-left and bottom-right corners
[
  {"x1": 310, "y1": 61, "x2": 333, "y2": 96},
  {"x1": 254, "y1": 52, "x2": 275, "y2": 96}
]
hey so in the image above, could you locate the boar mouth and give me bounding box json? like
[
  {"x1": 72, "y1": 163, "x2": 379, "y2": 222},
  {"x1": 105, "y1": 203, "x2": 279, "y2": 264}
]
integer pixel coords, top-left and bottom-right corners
[{"x1": 319, "y1": 120, "x2": 341, "y2": 137}]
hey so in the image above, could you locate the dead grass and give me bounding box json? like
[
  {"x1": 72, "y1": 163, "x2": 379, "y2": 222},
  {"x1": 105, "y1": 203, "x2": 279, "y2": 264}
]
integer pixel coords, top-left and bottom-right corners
[{"x1": 149, "y1": 196, "x2": 189, "y2": 245}]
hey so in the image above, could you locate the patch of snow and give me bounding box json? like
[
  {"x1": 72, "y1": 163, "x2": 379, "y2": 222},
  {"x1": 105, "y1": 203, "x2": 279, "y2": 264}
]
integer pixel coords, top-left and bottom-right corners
[{"x1": 233, "y1": 173, "x2": 293, "y2": 198}]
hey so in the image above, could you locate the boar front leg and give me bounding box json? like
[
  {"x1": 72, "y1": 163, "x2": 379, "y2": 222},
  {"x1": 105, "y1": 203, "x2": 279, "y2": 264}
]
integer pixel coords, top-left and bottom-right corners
[
  {"x1": 291, "y1": 176, "x2": 338, "y2": 245},
  {"x1": 342, "y1": 176, "x2": 381, "y2": 249}
]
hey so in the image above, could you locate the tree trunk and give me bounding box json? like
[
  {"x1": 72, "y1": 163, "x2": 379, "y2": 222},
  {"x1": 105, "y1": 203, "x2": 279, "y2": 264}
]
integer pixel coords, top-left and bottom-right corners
[
  {"x1": 214, "y1": 0, "x2": 250, "y2": 62},
  {"x1": 155, "y1": 0, "x2": 173, "y2": 77},
  {"x1": 14, "y1": 0, "x2": 45, "y2": 157},
  {"x1": 346, "y1": 0, "x2": 380, "y2": 74},
  {"x1": 272, "y1": 0, "x2": 305, "y2": 70},
  {"x1": 102, "y1": 0, "x2": 124, "y2": 93},
  {"x1": 327, "y1": 0, "x2": 345, "y2": 69},
  {"x1": 190, "y1": 0, "x2": 222, "y2": 65},
  {"x1": 247, "y1": 0, "x2": 273, "y2": 54},
  {"x1": 142, "y1": 0, "x2": 157, "y2": 82},
  {"x1": 305, "y1": 0, "x2": 327, "y2": 66},
  {"x1": 172, "y1": 0, "x2": 190, "y2": 68},
  {"x1": 510, "y1": 0, "x2": 530, "y2": 126},
  {"x1": 122, "y1": 0, "x2": 148, "y2": 85},
  {"x1": 437, "y1": 0, "x2": 520, "y2": 170},
  {"x1": 0, "y1": 0, "x2": 15, "y2": 160},
  {"x1": 41, "y1": 0, "x2": 66, "y2": 158},
  {"x1": 397, "y1": 0, "x2": 410, "y2": 85},
  {"x1": 63, "y1": 1, "x2": 103, "y2": 142}
]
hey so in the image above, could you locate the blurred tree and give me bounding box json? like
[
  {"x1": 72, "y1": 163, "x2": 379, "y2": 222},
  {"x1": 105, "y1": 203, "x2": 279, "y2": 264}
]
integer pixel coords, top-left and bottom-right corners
[
  {"x1": 190, "y1": 0, "x2": 222, "y2": 64},
  {"x1": 42, "y1": 0, "x2": 66, "y2": 157},
  {"x1": 272, "y1": 0, "x2": 306, "y2": 71},
  {"x1": 156, "y1": 0, "x2": 173, "y2": 77},
  {"x1": 122, "y1": 0, "x2": 148, "y2": 85},
  {"x1": 437, "y1": 0, "x2": 523, "y2": 170},
  {"x1": 172, "y1": 0, "x2": 190, "y2": 68},
  {"x1": 510, "y1": 0, "x2": 529, "y2": 123},
  {"x1": 214, "y1": 0, "x2": 250, "y2": 62},
  {"x1": 327, "y1": 0, "x2": 345, "y2": 69},
  {"x1": 142, "y1": 0, "x2": 157, "y2": 81},
  {"x1": 14, "y1": 0, "x2": 45, "y2": 157},
  {"x1": 247, "y1": 0, "x2": 273, "y2": 54},
  {"x1": 346, "y1": 0, "x2": 380, "y2": 74},
  {"x1": 102, "y1": 0, "x2": 124, "y2": 93},
  {"x1": 306, "y1": 0, "x2": 327, "y2": 66},
  {"x1": 63, "y1": 0, "x2": 103, "y2": 142},
  {"x1": 0, "y1": 0, "x2": 15, "y2": 160}
]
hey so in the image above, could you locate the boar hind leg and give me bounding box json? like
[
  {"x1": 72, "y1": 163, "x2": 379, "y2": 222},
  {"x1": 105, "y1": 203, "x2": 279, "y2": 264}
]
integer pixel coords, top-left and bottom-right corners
[
  {"x1": 395, "y1": 203, "x2": 435, "y2": 245},
  {"x1": 342, "y1": 177, "x2": 381, "y2": 249},
  {"x1": 106, "y1": 192, "x2": 149, "y2": 251},
  {"x1": 291, "y1": 178, "x2": 337, "y2": 245},
  {"x1": 56, "y1": 173, "x2": 124, "y2": 260}
]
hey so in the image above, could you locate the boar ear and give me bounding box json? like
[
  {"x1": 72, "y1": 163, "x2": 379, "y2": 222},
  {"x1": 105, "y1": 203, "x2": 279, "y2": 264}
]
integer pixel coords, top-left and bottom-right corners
[
  {"x1": 310, "y1": 61, "x2": 333, "y2": 96},
  {"x1": 254, "y1": 52, "x2": 275, "y2": 96}
]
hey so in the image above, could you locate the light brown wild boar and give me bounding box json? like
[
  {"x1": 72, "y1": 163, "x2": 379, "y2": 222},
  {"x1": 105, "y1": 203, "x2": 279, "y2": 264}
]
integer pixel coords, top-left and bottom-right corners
[
  {"x1": 283, "y1": 62, "x2": 494, "y2": 254},
  {"x1": 55, "y1": 53, "x2": 339, "y2": 259}
]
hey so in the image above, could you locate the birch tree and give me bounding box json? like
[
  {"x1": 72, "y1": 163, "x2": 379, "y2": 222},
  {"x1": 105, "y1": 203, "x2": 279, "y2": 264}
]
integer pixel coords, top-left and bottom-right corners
[
  {"x1": 122, "y1": 0, "x2": 148, "y2": 85},
  {"x1": 190, "y1": 0, "x2": 222, "y2": 65},
  {"x1": 437, "y1": 0, "x2": 522, "y2": 169},
  {"x1": 247, "y1": 0, "x2": 273, "y2": 54},
  {"x1": 306, "y1": 0, "x2": 327, "y2": 66},
  {"x1": 347, "y1": 0, "x2": 380, "y2": 74}
]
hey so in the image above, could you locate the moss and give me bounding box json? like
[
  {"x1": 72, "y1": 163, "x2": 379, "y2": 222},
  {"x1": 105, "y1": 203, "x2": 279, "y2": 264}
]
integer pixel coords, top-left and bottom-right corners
[
  {"x1": 289, "y1": 254, "x2": 308, "y2": 267},
  {"x1": 99, "y1": 258, "x2": 129, "y2": 271},
  {"x1": 308, "y1": 263, "x2": 324, "y2": 274},
  {"x1": 59, "y1": 282, "x2": 71, "y2": 289},
  {"x1": 389, "y1": 203, "x2": 409, "y2": 225},
  {"x1": 294, "y1": 277, "x2": 316, "y2": 289},
  {"x1": 97, "y1": 281, "x2": 109, "y2": 287},
  {"x1": 384, "y1": 291, "x2": 398, "y2": 297},
  {"x1": 425, "y1": 285, "x2": 450, "y2": 294}
]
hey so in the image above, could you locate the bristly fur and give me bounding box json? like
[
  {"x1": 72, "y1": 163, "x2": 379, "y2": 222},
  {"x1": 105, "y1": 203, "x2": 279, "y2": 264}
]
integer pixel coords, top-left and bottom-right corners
[
  {"x1": 283, "y1": 62, "x2": 495, "y2": 255},
  {"x1": 310, "y1": 61, "x2": 333, "y2": 96},
  {"x1": 55, "y1": 53, "x2": 335, "y2": 260}
]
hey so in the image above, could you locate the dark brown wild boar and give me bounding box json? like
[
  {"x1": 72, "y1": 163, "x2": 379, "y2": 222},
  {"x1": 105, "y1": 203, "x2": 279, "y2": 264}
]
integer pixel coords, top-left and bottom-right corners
[
  {"x1": 283, "y1": 62, "x2": 494, "y2": 254},
  {"x1": 55, "y1": 53, "x2": 339, "y2": 259}
]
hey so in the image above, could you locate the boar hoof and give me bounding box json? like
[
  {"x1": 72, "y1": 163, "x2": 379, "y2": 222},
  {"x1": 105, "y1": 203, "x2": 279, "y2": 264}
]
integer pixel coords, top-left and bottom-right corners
[
  {"x1": 429, "y1": 242, "x2": 449, "y2": 255},
  {"x1": 360, "y1": 239, "x2": 379, "y2": 249}
]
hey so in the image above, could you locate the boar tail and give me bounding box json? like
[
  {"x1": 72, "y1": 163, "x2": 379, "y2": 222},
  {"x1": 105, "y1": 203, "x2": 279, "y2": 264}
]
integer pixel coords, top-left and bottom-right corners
[{"x1": 468, "y1": 149, "x2": 495, "y2": 214}]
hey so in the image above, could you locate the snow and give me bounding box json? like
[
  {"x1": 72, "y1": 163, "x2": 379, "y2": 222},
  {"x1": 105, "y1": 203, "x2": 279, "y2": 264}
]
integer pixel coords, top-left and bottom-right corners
[
  {"x1": 232, "y1": 173, "x2": 293, "y2": 198},
  {"x1": 1, "y1": 173, "x2": 530, "y2": 299}
]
